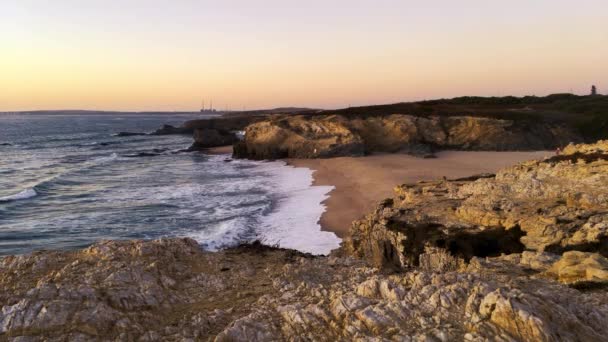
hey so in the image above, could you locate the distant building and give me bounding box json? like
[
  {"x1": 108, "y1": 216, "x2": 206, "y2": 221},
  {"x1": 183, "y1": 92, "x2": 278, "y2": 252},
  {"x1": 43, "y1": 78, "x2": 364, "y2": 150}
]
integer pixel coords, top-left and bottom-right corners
[
  {"x1": 200, "y1": 99, "x2": 218, "y2": 114},
  {"x1": 591, "y1": 85, "x2": 598, "y2": 96}
]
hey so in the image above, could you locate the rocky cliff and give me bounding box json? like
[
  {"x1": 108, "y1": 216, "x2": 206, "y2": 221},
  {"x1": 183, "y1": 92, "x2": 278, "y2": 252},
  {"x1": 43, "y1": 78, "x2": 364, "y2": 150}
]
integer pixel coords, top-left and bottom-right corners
[
  {"x1": 233, "y1": 114, "x2": 581, "y2": 159},
  {"x1": 2, "y1": 238, "x2": 608, "y2": 341},
  {"x1": 346, "y1": 140, "x2": 608, "y2": 270},
  {"x1": 2, "y1": 141, "x2": 608, "y2": 341}
]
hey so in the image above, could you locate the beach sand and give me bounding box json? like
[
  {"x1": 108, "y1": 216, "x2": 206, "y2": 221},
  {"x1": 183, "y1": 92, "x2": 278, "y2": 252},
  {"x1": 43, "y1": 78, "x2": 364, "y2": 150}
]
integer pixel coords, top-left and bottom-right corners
[
  {"x1": 289, "y1": 151, "x2": 552, "y2": 237},
  {"x1": 203, "y1": 146, "x2": 551, "y2": 238}
]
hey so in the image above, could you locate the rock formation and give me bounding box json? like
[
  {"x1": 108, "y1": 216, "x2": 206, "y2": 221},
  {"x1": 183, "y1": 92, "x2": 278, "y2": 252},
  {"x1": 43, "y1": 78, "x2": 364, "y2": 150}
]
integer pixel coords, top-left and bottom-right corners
[
  {"x1": 190, "y1": 128, "x2": 238, "y2": 150},
  {"x1": 2, "y1": 238, "x2": 608, "y2": 341},
  {"x1": 233, "y1": 115, "x2": 365, "y2": 159},
  {"x1": 185, "y1": 116, "x2": 266, "y2": 150},
  {"x1": 233, "y1": 114, "x2": 581, "y2": 159},
  {"x1": 150, "y1": 124, "x2": 192, "y2": 135},
  {"x1": 2, "y1": 141, "x2": 608, "y2": 341},
  {"x1": 346, "y1": 140, "x2": 608, "y2": 270}
]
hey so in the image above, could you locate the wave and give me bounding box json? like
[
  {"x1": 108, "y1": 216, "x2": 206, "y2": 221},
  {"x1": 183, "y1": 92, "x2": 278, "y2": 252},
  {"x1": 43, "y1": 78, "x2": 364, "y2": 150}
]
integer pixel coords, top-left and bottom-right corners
[
  {"x1": 91, "y1": 153, "x2": 118, "y2": 164},
  {"x1": 184, "y1": 157, "x2": 342, "y2": 255},
  {"x1": 0, "y1": 188, "x2": 38, "y2": 202},
  {"x1": 3, "y1": 153, "x2": 119, "y2": 201},
  {"x1": 256, "y1": 162, "x2": 341, "y2": 255}
]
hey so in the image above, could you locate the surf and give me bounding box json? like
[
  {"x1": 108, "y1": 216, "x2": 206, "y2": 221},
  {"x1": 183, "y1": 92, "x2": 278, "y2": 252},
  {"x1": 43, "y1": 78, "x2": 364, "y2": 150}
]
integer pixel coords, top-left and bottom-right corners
[{"x1": 0, "y1": 188, "x2": 38, "y2": 202}]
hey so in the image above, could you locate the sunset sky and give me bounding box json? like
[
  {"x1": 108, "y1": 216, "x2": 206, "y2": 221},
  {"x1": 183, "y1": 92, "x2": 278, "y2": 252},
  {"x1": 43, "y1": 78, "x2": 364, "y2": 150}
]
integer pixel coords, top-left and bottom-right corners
[{"x1": 1, "y1": 0, "x2": 607, "y2": 111}]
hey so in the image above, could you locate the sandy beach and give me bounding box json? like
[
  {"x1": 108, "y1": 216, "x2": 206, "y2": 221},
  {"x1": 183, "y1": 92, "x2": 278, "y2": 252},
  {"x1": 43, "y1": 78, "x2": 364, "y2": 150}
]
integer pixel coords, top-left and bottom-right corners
[
  {"x1": 289, "y1": 151, "x2": 552, "y2": 237},
  {"x1": 204, "y1": 146, "x2": 551, "y2": 238}
]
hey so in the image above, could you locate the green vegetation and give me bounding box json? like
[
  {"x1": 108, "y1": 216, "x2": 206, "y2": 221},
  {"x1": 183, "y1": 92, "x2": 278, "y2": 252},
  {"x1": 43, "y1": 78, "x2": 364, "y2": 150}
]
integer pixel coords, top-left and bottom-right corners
[{"x1": 322, "y1": 94, "x2": 608, "y2": 141}]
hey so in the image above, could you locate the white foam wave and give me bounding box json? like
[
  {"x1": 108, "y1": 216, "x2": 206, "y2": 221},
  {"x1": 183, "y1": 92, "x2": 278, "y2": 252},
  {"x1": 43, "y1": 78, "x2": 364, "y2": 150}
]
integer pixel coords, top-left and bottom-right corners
[
  {"x1": 188, "y1": 217, "x2": 254, "y2": 251},
  {"x1": 91, "y1": 153, "x2": 118, "y2": 164},
  {"x1": 0, "y1": 188, "x2": 38, "y2": 202},
  {"x1": 181, "y1": 157, "x2": 341, "y2": 255},
  {"x1": 257, "y1": 162, "x2": 341, "y2": 255}
]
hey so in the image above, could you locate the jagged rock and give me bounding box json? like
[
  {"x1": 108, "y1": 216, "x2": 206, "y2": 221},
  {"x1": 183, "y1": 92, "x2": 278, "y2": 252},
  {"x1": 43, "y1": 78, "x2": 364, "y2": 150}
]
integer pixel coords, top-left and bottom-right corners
[
  {"x1": 189, "y1": 128, "x2": 238, "y2": 150},
  {"x1": 150, "y1": 124, "x2": 192, "y2": 135},
  {"x1": 546, "y1": 251, "x2": 608, "y2": 285},
  {"x1": 233, "y1": 115, "x2": 365, "y2": 159},
  {"x1": 2, "y1": 239, "x2": 608, "y2": 340},
  {"x1": 346, "y1": 140, "x2": 608, "y2": 269},
  {"x1": 233, "y1": 114, "x2": 581, "y2": 159}
]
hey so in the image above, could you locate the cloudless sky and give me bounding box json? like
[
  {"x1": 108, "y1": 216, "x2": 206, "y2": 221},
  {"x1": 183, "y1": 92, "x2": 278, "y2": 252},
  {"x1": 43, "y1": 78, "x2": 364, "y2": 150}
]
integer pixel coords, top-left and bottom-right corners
[{"x1": 1, "y1": 0, "x2": 607, "y2": 111}]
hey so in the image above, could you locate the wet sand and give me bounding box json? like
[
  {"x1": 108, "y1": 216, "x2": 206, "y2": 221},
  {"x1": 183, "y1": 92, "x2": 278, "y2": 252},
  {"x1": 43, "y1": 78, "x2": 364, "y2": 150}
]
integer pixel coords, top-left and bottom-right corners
[{"x1": 289, "y1": 151, "x2": 552, "y2": 238}]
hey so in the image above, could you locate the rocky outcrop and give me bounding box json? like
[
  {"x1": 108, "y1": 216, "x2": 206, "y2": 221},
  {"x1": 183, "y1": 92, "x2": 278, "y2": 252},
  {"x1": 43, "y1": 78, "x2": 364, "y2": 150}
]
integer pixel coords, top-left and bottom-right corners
[
  {"x1": 234, "y1": 114, "x2": 581, "y2": 159},
  {"x1": 346, "y1": 140, "x2": 608, "y2": 270},
  {"x1": 184, "y1": 115, "x2": 267, "y2": 150},
  {"x1": 151, "y1": 124, "x2": 192, "y2": 135},
  {"x1": 233, "y1": 115, "x2": 365, "y2": 159},
  {"x1": 546, "y1": 251, "x2": 608, "y2": 285},
  {"x1": 2, "y1": 238, "x2": 608, "y2": 341},
  {"x1": 190, "y1": 128, "x2": 239, "y2": 150}
]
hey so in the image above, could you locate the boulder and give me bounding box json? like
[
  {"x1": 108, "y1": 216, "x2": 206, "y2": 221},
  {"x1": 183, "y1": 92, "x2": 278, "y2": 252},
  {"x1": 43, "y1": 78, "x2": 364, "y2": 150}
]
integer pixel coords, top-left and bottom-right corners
[{"x1": 546, "y1": 251, "x2": 608, "y2": 285}]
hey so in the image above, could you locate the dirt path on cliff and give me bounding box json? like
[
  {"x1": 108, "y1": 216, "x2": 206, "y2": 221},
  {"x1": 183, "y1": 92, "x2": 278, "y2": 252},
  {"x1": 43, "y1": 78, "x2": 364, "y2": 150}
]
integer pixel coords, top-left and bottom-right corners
[{"x1": 289, "y1": 151, "x2": 551, "y2": 238}]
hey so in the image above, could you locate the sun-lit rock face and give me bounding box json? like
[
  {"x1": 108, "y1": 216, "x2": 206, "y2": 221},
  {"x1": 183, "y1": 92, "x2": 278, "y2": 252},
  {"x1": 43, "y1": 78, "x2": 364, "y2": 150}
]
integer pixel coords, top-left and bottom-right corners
[
  {"x1": 2, "y1": 238, "x2": 608, "y2": 341},
  {"x1": 233, "y1": 114, "x2": 581, "y2": 159},
  {"x1": 347, "y1": 140, "x2": 608, "y2": 270}
]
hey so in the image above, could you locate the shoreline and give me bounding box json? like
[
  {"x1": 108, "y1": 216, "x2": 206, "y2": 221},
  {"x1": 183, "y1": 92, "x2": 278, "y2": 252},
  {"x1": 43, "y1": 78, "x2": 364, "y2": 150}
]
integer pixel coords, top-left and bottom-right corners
[
  {"x1": 203, "y1": 146, "x2": 552, "y2": 239},
  {"x1": 289, "y1": 150, "x2": 552, "y2": 237}
]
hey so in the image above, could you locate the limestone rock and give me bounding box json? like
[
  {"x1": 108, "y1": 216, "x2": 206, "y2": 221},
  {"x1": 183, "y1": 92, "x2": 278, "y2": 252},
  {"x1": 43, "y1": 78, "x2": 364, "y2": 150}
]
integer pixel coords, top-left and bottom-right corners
[
  {"x1": 233, "y1": 113, "x2": 581, "y2": 159},
  {"x1": 546, "y1": 251, "x2": 608, "y2": 285},
  {"x1": 2, "y1": 237, "x2": 608, "y2": 341},
  {"x1": 346, "y1": 140, "x2": 608, "y2": 269},
  {"x1": 233, "y1": 115, "x2": 365, "y2": 159}
]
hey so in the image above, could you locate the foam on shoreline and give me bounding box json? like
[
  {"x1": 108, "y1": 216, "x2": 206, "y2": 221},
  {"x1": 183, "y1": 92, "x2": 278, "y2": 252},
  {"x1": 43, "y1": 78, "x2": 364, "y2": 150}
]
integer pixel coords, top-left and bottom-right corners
[{"x1": 256, "y1": 161, "x2": 341, "y2": 255}]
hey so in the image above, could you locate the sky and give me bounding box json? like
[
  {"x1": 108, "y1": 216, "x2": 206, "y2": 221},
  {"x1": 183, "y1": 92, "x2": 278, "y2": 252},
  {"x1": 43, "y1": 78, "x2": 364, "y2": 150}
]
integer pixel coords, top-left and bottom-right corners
[{"x1": 1, "y1": 0, "x2": 607, "y2": 111}]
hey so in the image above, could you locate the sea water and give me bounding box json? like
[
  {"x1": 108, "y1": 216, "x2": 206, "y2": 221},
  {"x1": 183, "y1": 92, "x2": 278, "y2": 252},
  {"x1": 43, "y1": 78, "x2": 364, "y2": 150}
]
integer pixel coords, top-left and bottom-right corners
[{"x1": 0, "y1": 113, "x2": 340, "y2": 256}]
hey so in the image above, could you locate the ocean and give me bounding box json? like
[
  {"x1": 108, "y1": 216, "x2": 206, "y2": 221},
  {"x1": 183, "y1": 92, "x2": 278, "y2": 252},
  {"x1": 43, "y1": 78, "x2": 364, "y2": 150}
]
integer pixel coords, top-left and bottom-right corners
[{"x1": 0, "y1": 113, "x2": 340, "y2": 256}]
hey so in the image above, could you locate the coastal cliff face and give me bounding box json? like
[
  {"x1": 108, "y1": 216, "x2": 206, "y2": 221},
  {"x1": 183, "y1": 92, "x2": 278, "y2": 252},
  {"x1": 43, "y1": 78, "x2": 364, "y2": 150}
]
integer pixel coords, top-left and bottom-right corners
[
  {"x1": 233, "y1": 114, "x2": 581, "y2": 159},
  {"x1": 346, "y1": 140, "x2": 608, "y2": 270},
  {"x1": 3, "y1": 141, "x2": 608, "y2": 341}
]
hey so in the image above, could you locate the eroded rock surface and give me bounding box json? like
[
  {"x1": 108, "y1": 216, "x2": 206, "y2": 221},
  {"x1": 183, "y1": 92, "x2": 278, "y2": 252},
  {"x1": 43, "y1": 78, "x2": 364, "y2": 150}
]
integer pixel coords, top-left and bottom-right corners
[
  {"x1": 233, "y1": 114, "x2": 580, "y2": 159},
  {"x1": 2, "y1": 238, "x2": 608, "y2": 341},
  {"x1": 347, "y1": 140, "x2": 608, "y2": 270}
]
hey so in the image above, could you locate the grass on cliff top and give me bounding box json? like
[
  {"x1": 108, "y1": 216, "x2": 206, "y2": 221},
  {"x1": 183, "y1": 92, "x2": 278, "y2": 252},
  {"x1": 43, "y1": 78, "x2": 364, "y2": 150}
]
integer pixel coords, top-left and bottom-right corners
[{"x1": 321, "y1": 94, "x2": 608, "y2": 140}]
